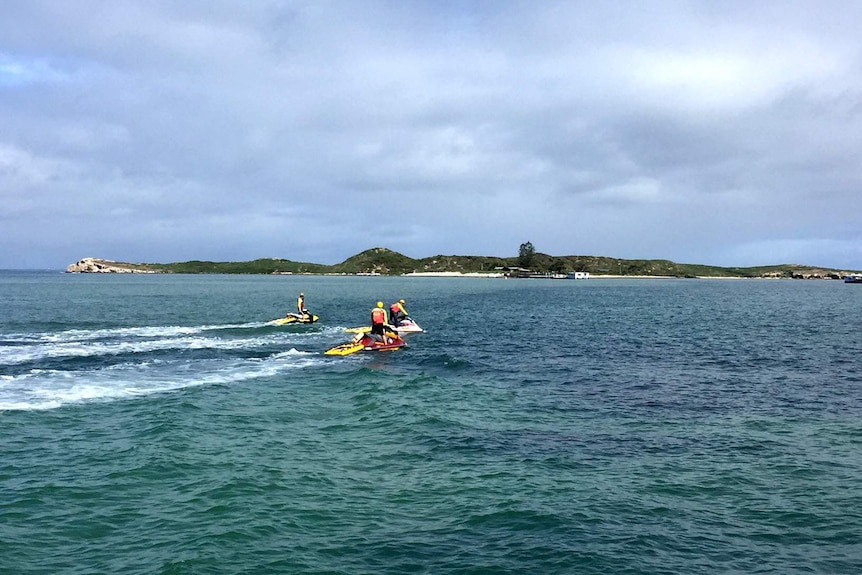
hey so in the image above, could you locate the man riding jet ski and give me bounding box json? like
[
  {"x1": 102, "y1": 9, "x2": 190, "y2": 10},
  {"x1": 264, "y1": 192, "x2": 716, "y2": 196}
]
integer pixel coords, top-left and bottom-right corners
[{"x1": 325, "y1": 302, "x2": 406, "y2": 355}]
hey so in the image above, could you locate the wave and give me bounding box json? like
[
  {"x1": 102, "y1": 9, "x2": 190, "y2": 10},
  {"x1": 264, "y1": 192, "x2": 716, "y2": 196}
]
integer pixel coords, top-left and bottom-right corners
[
  {"x1": 0, "y1": 349, "x2": 321, "y2": 412},
  {"x1": 0, "y1": 323, "x2": 347, "y2": 366},
  {"x1": 416, "y1": 353, "x2": 473, "y2": 371},
  {"x1": 2, "y1": 334, "x2": 281, "y2": 365},
  {"x1": 0, "y1": 322, "x2": 352, "y2": 412},
  {"x1": 1, "y1": 321, "x2": 270, "y2": 345}
]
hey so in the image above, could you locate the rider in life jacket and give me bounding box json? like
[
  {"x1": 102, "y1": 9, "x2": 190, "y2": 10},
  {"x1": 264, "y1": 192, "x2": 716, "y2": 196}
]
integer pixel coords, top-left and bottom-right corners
[
  {"x1": 370, "y1": 301, "x2": 391, "y2": 342},
  {"x1": 389, "y1": 299, "x2": 408, "y2": 327}
]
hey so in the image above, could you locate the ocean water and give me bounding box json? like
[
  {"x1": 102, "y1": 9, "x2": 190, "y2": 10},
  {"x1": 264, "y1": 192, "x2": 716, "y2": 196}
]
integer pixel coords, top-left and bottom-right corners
[{"x1": 1, "y1": 271, "x2": 861, "y2": 574}]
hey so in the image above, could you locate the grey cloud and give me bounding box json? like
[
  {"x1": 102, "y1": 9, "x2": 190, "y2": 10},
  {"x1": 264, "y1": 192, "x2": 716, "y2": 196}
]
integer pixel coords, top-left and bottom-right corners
[{"x1": 2, "y1": 1, "x2": 861, "y2": 269}]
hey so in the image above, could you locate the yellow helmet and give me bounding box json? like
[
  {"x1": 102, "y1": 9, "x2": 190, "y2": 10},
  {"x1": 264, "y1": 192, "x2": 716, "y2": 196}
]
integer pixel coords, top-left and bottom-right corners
[
  {"x1": 377, "y1": 301, "x2": 384, "y2": 308},
  {"x1": 399, "y1": 299, "x2": 405, "y2": 304},
  {"x1": 300, "y1": 293, "x2": 304, "y2": 296}
]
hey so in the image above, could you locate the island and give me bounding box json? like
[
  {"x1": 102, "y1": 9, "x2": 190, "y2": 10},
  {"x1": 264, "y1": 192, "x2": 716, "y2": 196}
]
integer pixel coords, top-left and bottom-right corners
[{"x1": 65, "y1": 249, "x2": 860, "y2": 279}]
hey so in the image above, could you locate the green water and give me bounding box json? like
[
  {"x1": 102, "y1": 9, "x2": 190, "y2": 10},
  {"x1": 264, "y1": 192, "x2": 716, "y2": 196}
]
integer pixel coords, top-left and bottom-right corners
[{"x1": 2, "y1": 272, "x2": 861, "y2": 574}]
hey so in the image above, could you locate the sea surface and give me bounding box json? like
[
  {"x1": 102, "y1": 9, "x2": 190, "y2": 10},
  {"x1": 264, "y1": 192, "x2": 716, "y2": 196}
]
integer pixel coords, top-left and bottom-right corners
[{"x1": 1, "y1": 271, "x2": 861, "y2": 574}]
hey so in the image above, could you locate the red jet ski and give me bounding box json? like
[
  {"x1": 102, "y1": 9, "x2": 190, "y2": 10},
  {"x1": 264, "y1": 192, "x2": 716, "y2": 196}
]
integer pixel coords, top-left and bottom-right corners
[{"x1": 325, "y1": 332, "x2": 407, "y2": 356}]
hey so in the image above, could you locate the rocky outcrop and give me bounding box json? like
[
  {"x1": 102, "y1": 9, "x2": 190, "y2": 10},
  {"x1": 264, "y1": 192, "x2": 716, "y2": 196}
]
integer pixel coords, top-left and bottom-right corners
[
  {"x1": 66, "y1": 258, "x2": 159, "y2": 273},
  {"x1": 789, "y1": 270, "x2": 843, "y2": 280}
]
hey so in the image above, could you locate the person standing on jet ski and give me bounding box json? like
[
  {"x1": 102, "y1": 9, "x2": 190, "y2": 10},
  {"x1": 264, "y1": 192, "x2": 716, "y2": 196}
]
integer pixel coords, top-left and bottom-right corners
[
  {"x1": 294, "y1": 292, "x2": 311, "y2": 321},
  {"x1": 389, "y1": 299, "x2": 408, "y2": 327},
  {"x1": 370, "y1": 301, "x2": 394, "y2": 342}
]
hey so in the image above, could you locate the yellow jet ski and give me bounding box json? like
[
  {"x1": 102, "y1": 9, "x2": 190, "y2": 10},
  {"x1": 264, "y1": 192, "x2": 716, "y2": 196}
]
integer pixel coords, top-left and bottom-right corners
[{"x1": 270, "y1": 312, "x2": 318, "y2": 325}]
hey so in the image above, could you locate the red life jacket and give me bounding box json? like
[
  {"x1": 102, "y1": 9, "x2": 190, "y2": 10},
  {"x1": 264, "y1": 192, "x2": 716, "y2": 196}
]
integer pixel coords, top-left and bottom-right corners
[
  {"x1": 371, "y1": 308, "x2": 386, "y2": 324},
  {"x1": 389, "y1": 303, "x2": 400, "y2": 314}
]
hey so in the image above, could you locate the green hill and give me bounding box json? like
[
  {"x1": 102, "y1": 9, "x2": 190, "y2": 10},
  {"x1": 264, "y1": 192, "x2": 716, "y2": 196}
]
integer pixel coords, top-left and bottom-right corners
[
  {"x1": 145, "y1": 258, "x2": 329, "y2": 275},
  {"x1": 331, "y1": 248, "x2": 419, "y2": 275}
]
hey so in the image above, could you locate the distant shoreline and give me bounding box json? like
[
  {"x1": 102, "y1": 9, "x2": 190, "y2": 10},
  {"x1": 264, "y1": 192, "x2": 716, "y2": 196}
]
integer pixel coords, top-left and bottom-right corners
[
  {"x1": 402, "y1": 272, "x2": 802, "y2": 280},
  {"x1": 63, "y1": 254, "x2": 860, "y2": 279}
]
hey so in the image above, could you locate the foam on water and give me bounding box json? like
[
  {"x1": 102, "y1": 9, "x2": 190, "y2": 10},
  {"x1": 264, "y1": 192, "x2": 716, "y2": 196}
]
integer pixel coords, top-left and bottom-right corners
[
  {"x1": 3, "y1": 322, "x2": 271, "y2": 343},
  {"x1": 0, "y1": 321, "x2": 331, "y2": 411},
  {"x1": 0, "y1": 323, "x2": 341, "y2": 366},
  {"x1": 0, "y1": 351, "x2": 322, "y2": 411}
]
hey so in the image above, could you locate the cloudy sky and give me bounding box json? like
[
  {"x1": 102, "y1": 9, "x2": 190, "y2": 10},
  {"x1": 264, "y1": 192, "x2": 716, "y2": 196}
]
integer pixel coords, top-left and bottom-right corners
[{"x1": 2, "y1": 1, "x2": 861, "y2": 270}]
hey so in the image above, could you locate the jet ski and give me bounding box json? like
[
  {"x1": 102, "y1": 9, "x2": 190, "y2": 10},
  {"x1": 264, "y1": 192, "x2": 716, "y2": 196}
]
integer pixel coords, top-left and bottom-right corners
[
  {"x1": 391, "y1": 317, "x2": 424, "y2": 333},
  {"x1": 270, "y1": 312, "x2": 319, "y2": 325},
  {"x1": 346, "y1": 317, "x2": 423, "y2": 334},
  {"x1": 325, "y1": 332, "x2": 407, "y2": 356}
]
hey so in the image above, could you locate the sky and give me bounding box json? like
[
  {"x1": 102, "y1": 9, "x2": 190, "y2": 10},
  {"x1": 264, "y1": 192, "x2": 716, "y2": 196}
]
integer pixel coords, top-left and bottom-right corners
[{"x1": 2, "y1": 1, "x2": 861, "y2": 270}]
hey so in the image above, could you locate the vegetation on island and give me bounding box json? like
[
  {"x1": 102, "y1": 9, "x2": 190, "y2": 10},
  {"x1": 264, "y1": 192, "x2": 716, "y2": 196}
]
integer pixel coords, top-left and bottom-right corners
[
  {"x1": 68, "y1": 246, "x2": 859, "y2": 279},
  {"x1": 518, "y1": 241, "x2": 536, "y2": 269}
]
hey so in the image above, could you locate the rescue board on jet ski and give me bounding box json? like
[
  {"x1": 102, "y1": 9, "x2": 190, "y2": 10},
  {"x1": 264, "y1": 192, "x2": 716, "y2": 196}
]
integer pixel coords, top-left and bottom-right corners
[
  {"x1": 270, "y1": 313, "x2": 319, "y2": 325},
  {"x1": 346, "y1": 319, "x2": 423, "y2": 334},
  {"x1": 325, "y1": 333, "x2": 406, "y2": 356}
]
